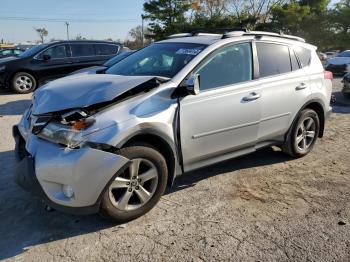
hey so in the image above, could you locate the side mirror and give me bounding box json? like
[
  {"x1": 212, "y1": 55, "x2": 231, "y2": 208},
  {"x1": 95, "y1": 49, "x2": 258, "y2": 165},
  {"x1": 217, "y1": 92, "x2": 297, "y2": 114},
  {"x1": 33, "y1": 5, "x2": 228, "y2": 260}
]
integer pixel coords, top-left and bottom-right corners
[
  {"x1": 43, "y1": 54, "x2": 51, "y2": 61},
  {"x1": 185, "y1": 74, "x2": 200, "y2": 95}
]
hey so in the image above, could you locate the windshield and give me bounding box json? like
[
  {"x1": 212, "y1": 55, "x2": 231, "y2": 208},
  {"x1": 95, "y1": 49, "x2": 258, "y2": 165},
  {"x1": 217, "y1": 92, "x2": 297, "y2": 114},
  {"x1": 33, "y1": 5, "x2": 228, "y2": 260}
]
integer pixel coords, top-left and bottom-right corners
[
  {"x1": 19, "y1": 44, "x2": 48, "y2": 58},
  {"x1": 103, "y1": 51, "x2": 134, "y2": 67},
  {"x1": 337, "y1": 51, "x2": 350, "y2": 57},
  {"x1": 106, "y1": 42, "x2": 207, "y2": 78}
]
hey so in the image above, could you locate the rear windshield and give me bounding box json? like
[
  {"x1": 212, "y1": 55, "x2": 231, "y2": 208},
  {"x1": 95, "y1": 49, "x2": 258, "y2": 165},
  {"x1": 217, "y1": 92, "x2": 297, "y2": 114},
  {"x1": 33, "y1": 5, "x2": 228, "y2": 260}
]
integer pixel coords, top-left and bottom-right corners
[{"x1": 106, "y1": 42, "x2": 207, "y2": 78}]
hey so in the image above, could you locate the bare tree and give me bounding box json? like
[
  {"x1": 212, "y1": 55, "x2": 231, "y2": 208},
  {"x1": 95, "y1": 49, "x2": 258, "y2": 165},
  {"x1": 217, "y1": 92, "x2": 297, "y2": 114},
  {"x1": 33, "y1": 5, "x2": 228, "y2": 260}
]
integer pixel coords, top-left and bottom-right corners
[
  {"x1": 201, "y1": 0, "x2": 229, "y2": 17},
  {"x1": 229, "y1": 0, "x2": 288, "y2": 23},
  {"x1": 34, "y1": 28, "x2": 48, "y2": 43}
]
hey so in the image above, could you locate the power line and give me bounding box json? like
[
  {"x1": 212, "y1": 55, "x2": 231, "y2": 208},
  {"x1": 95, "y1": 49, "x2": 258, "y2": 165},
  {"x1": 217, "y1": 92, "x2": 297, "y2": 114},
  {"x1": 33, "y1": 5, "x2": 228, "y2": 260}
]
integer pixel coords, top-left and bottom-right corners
[{"x1": 0, "y1": 16, "x2": 139, "y2": 23}]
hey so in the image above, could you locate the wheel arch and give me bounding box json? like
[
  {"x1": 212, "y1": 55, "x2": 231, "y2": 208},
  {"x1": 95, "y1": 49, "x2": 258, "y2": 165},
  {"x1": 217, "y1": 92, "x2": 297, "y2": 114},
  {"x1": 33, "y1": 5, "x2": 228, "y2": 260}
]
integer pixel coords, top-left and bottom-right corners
[
  {"x1": 118, "y1": 130, "x2": 179, "y2": 188},
  {"x1": 302, "y1": 100, "x2": 326, "y2": 138},
  {"x1": 288, "y1": 99, "x2": 326, "y2": 140},
  {"x1": 10, "y1": 70, "x2": 39, "y2": 87}
]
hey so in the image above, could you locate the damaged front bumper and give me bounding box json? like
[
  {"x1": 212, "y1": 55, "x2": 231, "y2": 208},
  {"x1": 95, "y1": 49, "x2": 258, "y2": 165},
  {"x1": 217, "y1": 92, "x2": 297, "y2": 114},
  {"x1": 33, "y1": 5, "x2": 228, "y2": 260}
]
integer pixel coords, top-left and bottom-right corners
[{"x1": 13, "y1": 125, "x2": 130, "y2": 215}]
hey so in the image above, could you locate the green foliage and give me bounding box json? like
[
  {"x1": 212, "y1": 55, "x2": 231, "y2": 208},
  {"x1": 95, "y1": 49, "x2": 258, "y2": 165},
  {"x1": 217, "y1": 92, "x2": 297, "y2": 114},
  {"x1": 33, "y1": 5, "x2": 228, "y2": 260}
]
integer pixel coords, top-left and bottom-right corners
[
  {"x1": 142, "y1": 0, "x2": 350, "y2": 50},
  {"x1": 143, "y1": 0, "x2": 191, "y2": 40}
]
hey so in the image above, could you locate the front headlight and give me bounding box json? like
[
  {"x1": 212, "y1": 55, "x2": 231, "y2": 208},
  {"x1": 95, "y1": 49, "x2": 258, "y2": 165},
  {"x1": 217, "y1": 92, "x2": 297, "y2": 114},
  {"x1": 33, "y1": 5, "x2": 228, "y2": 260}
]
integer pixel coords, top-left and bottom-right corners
[
  {"x1": 0, "y1": 65, "x2": 6, "y2": 72},
  {"x1": 37, "y1": 118, "x2": 95, "y2": 148}
]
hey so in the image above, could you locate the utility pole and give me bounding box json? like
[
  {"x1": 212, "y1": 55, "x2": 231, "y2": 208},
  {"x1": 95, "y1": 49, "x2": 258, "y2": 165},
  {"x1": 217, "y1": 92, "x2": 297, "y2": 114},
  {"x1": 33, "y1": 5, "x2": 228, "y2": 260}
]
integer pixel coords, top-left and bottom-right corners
[
  {"x1": 141, "y1": 15, "x2": 145, "y2": 47},
  {"x1": 65, "y1": 22, "x2": 70, "y2": 40}
]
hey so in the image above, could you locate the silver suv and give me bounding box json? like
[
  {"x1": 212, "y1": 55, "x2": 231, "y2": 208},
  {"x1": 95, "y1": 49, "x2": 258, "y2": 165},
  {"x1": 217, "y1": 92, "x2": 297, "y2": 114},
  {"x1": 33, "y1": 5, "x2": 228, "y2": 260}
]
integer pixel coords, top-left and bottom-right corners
[{"x1": 13, "y1": 31, "x2": 333, "y2": 222}]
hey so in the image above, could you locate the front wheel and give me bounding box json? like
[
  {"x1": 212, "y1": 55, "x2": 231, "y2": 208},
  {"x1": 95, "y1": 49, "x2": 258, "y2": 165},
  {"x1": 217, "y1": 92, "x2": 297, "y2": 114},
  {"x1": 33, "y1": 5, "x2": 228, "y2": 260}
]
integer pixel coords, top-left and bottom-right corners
[
  {"x1": 11, "y1": 72, "x2": 37, "y2": 94},
  {"x1": 100, "y1": 144, "x2": 168, "y2": 223},
  {"x1": 282, "y1": 109, "x2": 320, "y2": 158}
]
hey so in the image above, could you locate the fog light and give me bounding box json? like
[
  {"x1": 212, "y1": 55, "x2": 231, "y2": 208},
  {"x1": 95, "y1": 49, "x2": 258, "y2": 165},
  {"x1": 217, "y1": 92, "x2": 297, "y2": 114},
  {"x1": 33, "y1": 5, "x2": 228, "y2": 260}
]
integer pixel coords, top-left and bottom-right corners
[{"x1": 63, "y1": 185, "x2": 74, "y2": 198}]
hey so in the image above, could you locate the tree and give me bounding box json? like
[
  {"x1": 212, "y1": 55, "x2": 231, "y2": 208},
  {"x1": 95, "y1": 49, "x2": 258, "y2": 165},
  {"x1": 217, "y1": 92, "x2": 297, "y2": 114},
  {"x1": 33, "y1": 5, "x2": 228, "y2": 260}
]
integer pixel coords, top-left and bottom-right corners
[
  {"x1": 124, "y1": 25, "x2": 151, "y2": 49},
  {"x1": 34, "y1": 28, "x2": 48, "y2": 43},
  {"x1": 143, "y1": 0, "x2": 191, "y2": 40},
  {"x1": 75, "y1": 34, "x2": 87, "y2": 40}
]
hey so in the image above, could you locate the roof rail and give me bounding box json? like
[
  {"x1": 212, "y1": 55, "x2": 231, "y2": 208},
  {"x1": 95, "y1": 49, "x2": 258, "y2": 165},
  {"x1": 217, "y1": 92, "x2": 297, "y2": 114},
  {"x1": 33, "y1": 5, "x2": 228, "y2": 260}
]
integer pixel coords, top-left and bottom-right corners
[
  {"x1": 167, "y1": 30, "x2": 305, "y2": 43},
  {"x1": 244, "y1": 31, "x2": 305, "y2": 42},
  {"x1": 167, "y1": 28, "x2": 248, "y2": 39},
  {"x1": 223, "y1": 30, "x2": 305, "y2": 42}
]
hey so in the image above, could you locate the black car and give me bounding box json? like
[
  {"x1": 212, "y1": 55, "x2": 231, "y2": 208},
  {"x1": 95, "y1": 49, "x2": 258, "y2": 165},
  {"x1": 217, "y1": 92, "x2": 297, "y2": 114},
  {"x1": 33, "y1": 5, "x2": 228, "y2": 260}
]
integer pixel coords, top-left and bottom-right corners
[
  {"x1": 0, "y1": 40, "x2": 123, "y2": 94},
  {"x1": 70, "y1": 49, "x2": 134, "y2": 75},
  {"x1": 0, "y1": 48, "x2": 24, "y2": 58},
  {"x1": 342, "y1": 72, "x2": 350, "y2": 98}
]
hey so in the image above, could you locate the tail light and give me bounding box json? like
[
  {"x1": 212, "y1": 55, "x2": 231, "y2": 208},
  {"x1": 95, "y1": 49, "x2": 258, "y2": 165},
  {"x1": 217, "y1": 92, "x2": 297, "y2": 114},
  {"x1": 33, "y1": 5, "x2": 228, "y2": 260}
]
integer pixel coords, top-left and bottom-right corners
[{"x1": 324, "y1": 71, "x2": 333, "y2": 80}]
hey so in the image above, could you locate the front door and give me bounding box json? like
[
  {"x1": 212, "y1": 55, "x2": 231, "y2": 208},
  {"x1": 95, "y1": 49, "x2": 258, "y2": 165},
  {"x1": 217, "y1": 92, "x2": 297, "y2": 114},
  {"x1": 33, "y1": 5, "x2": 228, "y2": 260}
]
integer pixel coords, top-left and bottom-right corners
[
  {"x1": 32, "y1": 44, "x2": 73, "y2": 84},
  {"x1": 179, "y1": 42, "x2": 262, "y2": 172}
]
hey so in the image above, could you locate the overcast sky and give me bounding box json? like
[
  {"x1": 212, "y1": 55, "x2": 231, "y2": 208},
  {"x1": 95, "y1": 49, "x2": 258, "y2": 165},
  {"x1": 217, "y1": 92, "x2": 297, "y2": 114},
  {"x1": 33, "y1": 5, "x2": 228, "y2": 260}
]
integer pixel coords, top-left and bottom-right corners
[{"x1": 0, "y1": 0, "x2": 341, "y2": 44}]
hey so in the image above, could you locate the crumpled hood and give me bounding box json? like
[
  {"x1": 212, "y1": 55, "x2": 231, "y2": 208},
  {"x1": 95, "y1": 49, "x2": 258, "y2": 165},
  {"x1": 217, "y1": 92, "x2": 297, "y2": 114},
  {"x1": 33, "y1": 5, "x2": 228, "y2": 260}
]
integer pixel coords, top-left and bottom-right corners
[
  {"x1": 327, "y1": 57, "x2": 350, "y2": 65},
  {"x1": 0, "y1": 56, "x2": 19, "y2": 64},
  {"x1": 32, "y1": 74, "x2": 158, "y2": 115}
]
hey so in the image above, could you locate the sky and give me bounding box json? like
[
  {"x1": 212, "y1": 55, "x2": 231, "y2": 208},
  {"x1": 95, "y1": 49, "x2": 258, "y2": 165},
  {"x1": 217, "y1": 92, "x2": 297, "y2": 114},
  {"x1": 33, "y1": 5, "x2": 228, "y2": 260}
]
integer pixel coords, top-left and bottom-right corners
[
  {"x1": 0, "y1": 0, "x2": 341, "y2": 44},
  {"x1": 0, "y1": 0, "x2": 145, "y2": 43}
]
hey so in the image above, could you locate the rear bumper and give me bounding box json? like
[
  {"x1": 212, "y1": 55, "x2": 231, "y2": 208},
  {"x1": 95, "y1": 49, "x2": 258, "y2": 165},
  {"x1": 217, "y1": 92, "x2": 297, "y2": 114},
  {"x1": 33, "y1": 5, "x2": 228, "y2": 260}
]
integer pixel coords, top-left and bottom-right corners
[{"x1": 13, "y1": 125, "x2": 130, "y2": 215}]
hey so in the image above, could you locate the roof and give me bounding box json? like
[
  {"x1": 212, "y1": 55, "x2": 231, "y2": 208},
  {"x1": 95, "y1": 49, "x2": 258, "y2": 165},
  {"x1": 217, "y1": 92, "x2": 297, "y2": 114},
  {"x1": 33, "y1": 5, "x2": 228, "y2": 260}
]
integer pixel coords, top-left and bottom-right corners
[
  {"x1": 158, "y1": 35, "x2": 222, "y2": 45},
  {"x1": 46, "y1": 40, "x2": 122, "y2": 45}
]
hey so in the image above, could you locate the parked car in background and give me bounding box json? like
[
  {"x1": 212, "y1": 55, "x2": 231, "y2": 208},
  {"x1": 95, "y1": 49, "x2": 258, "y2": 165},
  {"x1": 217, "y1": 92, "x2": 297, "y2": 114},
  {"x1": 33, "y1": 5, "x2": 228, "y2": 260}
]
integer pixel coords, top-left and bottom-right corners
[
  {"x1": 325, "y1": 50, "x2": 350, "y2": 75},
  {"x1": 325, "y1": 50, "x2": 340, "y2": 59},
  {"x1": 0, "y1": 40, "x2": 123, "y2": 93},
  {"x1": 70, "y1": 49, "x2": 134, "y2": 75},
  {"x1": 317, "y1": 52, "x2": 327, "y2": 61},
  {"x1": 0, "y1": 48, "x2": 24, "y2": 58},
  {"x1": 13, "y1": 31, "x2": 332, "y2": 222},
  {"x1": 342, "y1": 72, "x2": 350, "y2": 98}
]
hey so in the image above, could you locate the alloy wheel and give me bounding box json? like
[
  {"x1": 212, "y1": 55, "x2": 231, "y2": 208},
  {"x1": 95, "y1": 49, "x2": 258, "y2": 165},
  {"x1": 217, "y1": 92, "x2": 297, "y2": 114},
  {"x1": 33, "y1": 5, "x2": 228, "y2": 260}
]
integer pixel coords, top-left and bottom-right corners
[
  {"x1": 108, "y1": 158, "x2": 159, "y2": 211},
  {"x1": 295, "y1": 117, "x2": 316, "y2": 152}
]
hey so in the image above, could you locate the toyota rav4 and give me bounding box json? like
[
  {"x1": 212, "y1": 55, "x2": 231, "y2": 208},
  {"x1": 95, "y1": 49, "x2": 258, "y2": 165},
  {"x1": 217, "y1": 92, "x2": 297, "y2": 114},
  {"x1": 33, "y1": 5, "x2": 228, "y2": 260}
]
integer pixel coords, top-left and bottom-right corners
[{"x1": 13, "y1": 31, "x2": 333, "y2": 222}]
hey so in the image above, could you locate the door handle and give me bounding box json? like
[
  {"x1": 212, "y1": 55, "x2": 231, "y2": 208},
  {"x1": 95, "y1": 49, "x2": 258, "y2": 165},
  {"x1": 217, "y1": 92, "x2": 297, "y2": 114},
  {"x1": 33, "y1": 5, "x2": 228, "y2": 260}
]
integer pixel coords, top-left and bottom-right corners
[
  {"x1": 242, "y1": 92, "x2": 261, "y2": 102},
  {"x1": 296, "y1": 83, "x2": 307, "y2": 90}
]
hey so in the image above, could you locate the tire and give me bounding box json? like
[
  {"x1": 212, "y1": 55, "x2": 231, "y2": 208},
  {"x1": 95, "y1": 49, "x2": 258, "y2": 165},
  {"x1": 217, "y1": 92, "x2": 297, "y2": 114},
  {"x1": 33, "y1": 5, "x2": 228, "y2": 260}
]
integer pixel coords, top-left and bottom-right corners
[
  {"x1": 100, "y1": 144, "x2": 168, "y2": 223},
  {"x1": 282, "y1": 109, "x2": 320, "y2": 158},
  {"x1": 11, "y1": 72, "x2": 37, "y2": 94}
]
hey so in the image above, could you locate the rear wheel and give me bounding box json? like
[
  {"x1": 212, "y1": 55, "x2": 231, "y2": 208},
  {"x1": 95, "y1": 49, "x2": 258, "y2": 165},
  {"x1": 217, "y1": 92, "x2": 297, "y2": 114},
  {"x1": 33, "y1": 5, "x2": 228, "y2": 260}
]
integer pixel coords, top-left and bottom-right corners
[
  {"x1": 282, "y1": 109, "x2": 320, "y2": 158},
  {"x1": 11, "y1": 72, "x2": 36, "y2": 94},
  {"x1": 100, "y1": 144, "x2": 168, "y2": 223}
]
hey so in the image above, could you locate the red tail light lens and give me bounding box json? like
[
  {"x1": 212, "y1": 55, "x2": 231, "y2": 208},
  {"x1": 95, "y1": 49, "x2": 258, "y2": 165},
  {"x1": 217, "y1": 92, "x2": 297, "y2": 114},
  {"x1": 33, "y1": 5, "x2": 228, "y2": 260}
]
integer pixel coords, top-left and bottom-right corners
[{"x1": 324, "y1": 71, "x2": 333, "y2": 80}]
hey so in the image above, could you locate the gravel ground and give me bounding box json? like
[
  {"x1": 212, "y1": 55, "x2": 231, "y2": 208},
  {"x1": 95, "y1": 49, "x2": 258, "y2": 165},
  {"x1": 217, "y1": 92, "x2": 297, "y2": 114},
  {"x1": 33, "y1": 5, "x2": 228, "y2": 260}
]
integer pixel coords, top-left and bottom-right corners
[{"x1": 0, "y1": 79, "x2": 349, "y2": 261}]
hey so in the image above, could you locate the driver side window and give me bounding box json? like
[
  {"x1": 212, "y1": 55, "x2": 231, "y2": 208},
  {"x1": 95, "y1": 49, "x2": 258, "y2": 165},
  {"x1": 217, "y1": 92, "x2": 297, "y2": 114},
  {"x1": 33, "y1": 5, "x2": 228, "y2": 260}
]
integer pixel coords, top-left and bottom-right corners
[
  {"x1": 195, "y1": 42, "x2": 253, "y2": 91},
  {"x1": 39, "y1": 45, "x2": 68, "y2": 59}
]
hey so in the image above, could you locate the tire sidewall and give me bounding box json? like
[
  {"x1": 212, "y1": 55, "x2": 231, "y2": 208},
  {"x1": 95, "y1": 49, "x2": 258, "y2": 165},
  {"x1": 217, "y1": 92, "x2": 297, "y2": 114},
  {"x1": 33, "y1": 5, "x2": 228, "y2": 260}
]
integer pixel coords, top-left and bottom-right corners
[
  {"x1": 291, "y1": 109, "x2": 320, "y2": 157},
  {"x1": 11, "y1": 72, "x2": 37, "y2": 94},
  {"x1": 101, "y1": 145, "x2": 168, "y2": 223}
]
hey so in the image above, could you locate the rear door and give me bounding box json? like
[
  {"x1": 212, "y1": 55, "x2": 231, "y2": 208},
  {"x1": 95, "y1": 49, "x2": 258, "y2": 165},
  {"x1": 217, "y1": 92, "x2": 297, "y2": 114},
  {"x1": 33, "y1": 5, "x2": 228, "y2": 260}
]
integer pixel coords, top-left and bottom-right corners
[
  {"x1": 255, "y1": 42, "x2": 312, "y2": 143},
  {"x1": 69, "y1": 43, "x2": 99, "y2": 71},
  {"x1": 32, "y1": 44, "x2": 72, "y2": 83}
]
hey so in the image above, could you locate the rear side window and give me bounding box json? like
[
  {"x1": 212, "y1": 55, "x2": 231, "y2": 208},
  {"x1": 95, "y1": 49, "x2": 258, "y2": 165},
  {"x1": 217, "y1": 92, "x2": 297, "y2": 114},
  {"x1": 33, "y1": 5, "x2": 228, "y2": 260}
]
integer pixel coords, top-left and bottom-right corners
[
  {"x1": 257, "y1": 43, "x2": 291, "y2": 77},
  {"x1": 95, "y1": 44, "x2": 119, "y2": 55},
  {"x1": 71, "y1": 44, "x2": 95, "y2": 57},
  {"x1": 290, "y1": 48, "x2": 300, "y2": 71},
  {"x1": 294, "y1": 46, "x2": 311, "y2": 67}
]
